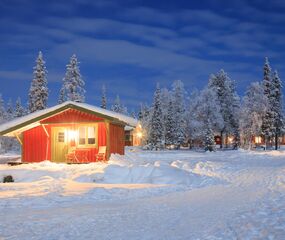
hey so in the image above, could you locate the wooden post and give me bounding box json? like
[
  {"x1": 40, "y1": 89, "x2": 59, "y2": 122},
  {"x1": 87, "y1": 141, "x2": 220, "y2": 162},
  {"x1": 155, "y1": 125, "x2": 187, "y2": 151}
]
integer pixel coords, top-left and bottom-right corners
[
  {"x1": 104, "y1": 120, "x2": 110, "y2": 160},
  {"x1": 14, "y1": 132, "x2": 23, "y2": 145},
  {"x1": 41, "y1": 124, "x2": 50, "y2": 160}
]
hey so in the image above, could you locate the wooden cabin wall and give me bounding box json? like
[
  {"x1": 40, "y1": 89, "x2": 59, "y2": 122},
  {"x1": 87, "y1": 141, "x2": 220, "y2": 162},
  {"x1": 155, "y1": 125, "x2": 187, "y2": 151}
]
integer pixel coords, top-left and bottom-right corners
[
  {"x1": 109, "y1": 124, "x2": 125, "y2": 155},
  {"x1": 22, "y1": 125, "x2": 51, "y2": 162},
  {"x1": 22, "y1": 122, "x2": 124, "y2": 162}
]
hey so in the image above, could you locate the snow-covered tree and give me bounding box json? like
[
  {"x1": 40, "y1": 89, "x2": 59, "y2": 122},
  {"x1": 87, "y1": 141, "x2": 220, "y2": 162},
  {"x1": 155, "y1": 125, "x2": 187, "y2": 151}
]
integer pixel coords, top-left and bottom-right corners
[
  {"x1": 208, "y1": 69, "x2": 239, "y2": 148},
  {"x1": 227, "y1": 79, "x2": 240, "y2": 148},
  {"x1": 194, "y1": 87, "x2": 224, "y2": 145},
  {"x1": 111, "y1": 95, "x2": 127, "y2": 114},
  {"x1": 138, "y1": 103, "x2": 152, "y2": 146},
  {"x1": 171, "y1": 80, "x2": 187, "y2": 147},
  {"x1": 0, "y1": 94, "x2": 6, "y2": 123},
  {"x1": 59, "y1": 54, "x2": 85, "y2": 103},
  {"x1": 28, "y1": 51, "x2": 48, "y2": 113},
  {"x1": 148, "y1": 84, "x2": 164, "y2": 150},
  {"x1": 239, "y1": 82, "x2": 268, "y2": 148},
  {"x1": 6, "y1": 99, "x2": 14, "y2": 121},
  {"x1": 160, "y1": 87, "x2": 171, "y2": 142},
  {"x1": 261, "y1": 57, "x2": 275, "y2": 147},
  {"x1": 186, "y1": 89, "x2": 202, "y2": 148},
  {"x1": 271, "y1": 70, "x2": 284, "y2": 149},
  {"x1": 14, "y1": 97, "x2": 26, "y2": 118},
  {"x1": 165, "y1": 97, "x2": 176, "y2": 147},
  {"x1": 101, "y1": 84, "x2": 107, "y2": 109},
  {"x1": 204, "y1": 122, "x2": 215, "y2": 152}
]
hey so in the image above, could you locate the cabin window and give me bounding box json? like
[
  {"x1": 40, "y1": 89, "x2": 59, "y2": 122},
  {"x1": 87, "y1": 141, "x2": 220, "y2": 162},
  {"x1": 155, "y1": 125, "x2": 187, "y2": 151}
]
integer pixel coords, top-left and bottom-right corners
[
  {"x1": 88, "y1": 126, "x2": 96, "y2": 144},
  {"x1": 79, "y1": 127, "x2": 86, "y2": 145},
  {"x1": 58, "y1": 132, "x2": 65, "y2": 143},
  {"x1": 125, "y1": 133, "x2": 132, "y2": 142},
  {"x1": 78, "y1": 126, "x2": 96, "y2": 146}
]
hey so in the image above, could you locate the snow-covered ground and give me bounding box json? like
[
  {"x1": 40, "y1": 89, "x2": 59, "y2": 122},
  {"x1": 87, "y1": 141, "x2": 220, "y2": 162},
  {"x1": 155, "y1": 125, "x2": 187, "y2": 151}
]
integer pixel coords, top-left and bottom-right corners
[{"x1": 0, "y1": 148, "x2": 285, "y2": 239}]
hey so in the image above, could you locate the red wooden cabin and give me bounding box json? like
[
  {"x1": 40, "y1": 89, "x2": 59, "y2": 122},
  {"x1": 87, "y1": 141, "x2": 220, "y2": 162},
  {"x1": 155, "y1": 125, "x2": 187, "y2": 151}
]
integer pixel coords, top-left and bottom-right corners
[{"x1": 0, "y1": 101, "x2": 137, "y2": 163}]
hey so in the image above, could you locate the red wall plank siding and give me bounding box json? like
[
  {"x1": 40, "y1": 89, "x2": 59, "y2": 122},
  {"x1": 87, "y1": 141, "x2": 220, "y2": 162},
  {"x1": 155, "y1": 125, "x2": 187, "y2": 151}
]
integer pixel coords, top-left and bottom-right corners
[
  {"x1": 22, "y1": 125, "x2": 50, "y2": 162},
  {"x1": 98, "y1": 122, "x2": 107, "y2": 147},
  {"x1": 41, "y1": 108, "x2": 104, "y2": 124},
  {"x1": 109, "y1": 124, "x2": 125, "y2": 155}
]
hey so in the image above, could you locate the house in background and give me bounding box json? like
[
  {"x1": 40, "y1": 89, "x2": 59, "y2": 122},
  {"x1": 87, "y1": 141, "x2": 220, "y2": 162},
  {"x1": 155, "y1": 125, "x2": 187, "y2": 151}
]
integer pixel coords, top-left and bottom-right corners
[
  {"x1": 0, "y1": 101, "x2": 137, "y2": 163},
  {"x1": 124, "y1": 124, "x2": 143, "y2": 146}
]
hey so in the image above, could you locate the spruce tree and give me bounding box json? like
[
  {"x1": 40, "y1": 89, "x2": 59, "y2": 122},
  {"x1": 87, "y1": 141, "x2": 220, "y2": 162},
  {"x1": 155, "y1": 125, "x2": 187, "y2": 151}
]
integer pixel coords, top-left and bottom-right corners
[
  {"x1": 172, "y1": 80, "x2": 187, "y2": 148},
  {"x1": 261, "y1": 57, "x2": 275, "y2": 148},
  {"x1": 14, "y1": 97, "x2": 25, "y2": 118},
  {"x1": 59, "y1": 54, "x2": 85, "y2": 103},
  {"x1": 111, "y1": 95, "x2": 127, "y2": 114},
  {"x1": 0, "y1": 94, "x2": 6, "y2": 123},
  {"x1": 149, "y1": 84, "x2": 164, "y2": 150},
  {"x1": 28, "y1": 51, "x2": 48, "y2": 113},
  {"x1": 271, "y1": 70, "x2": 284, "y2": 150},
  {"x1": 6, "y1": 99, "x2": 14, "y2": 121},
  {"x1": 165, "y1": 97, "x2": 176, "y2": 147},
  {"x1": 101, "y1": 84, "x2": 107, "y2": 109},
  {"x1": 160, "y1": 87, "x2": 170, "y2": 143}
]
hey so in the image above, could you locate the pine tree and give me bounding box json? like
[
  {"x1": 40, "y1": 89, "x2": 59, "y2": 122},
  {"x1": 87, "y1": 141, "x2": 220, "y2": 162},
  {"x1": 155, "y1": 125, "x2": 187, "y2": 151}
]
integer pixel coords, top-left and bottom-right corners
[
  {"x1": 111, "y1": 95, "x2": 127, "y2": 114},
  {"x1": 14, "y1": 97, "x2": 25, "y2": 118},
  {"x1": 6, "y1": 99, "x2": 14, "y2": 121},
  {"x1": 28, "y1": 51, "x2": 48, "y2": 113},
  {"x1": 228, "y1": 79, "x2": 240, "y2": 148},
  {"x1": 160, "y1": 87, "x2": 170, "y2": 143},
  {"x1": 0, "y1": 94, "x2": 6, "y2": 123},
  {"x1": 271, "y1": 70, "x2": 284, "y2": 150},
  {"x1": 261, "y1": 57, "x2": 275, "y2": 148},
  {"x1": 59, "y1": 54, "x2": 85, "y2": 103},
  {"x1": 101, "y1": 84, "x2": 107, "y2": 109},
  {"x1": 149, "y1": 84, "x2": 164, "y2": 150},
  {"x1": 165, "y1": 97, "x2": 176, "y2": 147},
  {"x1": 172, "y1": 80, "x2": 187, "y2": 148}
]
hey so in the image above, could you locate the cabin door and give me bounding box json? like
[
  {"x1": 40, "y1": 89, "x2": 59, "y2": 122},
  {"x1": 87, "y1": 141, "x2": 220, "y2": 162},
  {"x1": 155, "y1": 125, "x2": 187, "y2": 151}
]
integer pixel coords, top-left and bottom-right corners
[{"x1": 51, "y1": 127, "x2": 68, "y2": 162}]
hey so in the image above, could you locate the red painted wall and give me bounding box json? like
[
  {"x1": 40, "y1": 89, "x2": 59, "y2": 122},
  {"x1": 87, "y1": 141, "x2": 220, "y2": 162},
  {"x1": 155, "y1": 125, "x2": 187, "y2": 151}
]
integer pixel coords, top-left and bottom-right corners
[
  {"x1": 22, "y1": 125, "x2": 51, "y2": 163},
  {"x1": 109, "y1": 124, "x2": 125, "y2": 155}
]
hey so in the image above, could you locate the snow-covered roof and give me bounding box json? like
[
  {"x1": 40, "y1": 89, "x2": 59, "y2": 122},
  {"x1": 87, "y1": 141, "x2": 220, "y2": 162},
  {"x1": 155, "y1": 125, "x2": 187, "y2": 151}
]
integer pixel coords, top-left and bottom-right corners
[{"x1": 0, "y1": 101, "x2": 138, "y2": 137}]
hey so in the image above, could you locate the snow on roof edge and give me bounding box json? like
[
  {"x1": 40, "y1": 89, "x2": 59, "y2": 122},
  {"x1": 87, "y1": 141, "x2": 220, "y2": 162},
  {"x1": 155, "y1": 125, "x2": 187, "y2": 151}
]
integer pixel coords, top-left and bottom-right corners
[{"x1": 0, "y1": 101, "x2": 138, "y2": 136}]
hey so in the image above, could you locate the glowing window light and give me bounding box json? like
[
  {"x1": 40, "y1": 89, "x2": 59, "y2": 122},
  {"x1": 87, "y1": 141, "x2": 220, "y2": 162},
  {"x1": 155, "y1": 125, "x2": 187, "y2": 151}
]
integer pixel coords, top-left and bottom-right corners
[
  {"x1": 255, "y1": 136, "x2": 261, "y2": 144},
  {"x1": 137, "y1": 131, "x2": 143, "y2": 138},
  {"x1": 68, "y1": 130, "x2": 77, "y2": 141}
]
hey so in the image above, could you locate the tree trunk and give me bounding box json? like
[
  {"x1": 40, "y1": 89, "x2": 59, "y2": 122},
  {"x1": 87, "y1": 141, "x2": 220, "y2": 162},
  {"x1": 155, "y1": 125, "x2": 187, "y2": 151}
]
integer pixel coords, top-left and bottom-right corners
[{"x1": 220, "y1": 131, "x2": 223, "y2": 149}]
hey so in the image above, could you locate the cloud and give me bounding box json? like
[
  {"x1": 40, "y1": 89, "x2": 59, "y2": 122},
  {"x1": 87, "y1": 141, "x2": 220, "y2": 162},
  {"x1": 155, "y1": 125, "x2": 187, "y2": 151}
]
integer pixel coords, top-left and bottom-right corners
[
  {"x1": 0, "y1": 70, "x2": 31, "y2": 81},
  {"x1": 0, "y1": 0, "x2": 285, "y2": 108}
]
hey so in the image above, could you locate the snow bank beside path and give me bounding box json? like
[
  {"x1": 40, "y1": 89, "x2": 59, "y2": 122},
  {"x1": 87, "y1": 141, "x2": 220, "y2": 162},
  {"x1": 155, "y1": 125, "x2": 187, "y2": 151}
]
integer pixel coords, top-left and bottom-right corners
[{"x1": 0, "y1": 151, "x2": 224, "y2": 200}]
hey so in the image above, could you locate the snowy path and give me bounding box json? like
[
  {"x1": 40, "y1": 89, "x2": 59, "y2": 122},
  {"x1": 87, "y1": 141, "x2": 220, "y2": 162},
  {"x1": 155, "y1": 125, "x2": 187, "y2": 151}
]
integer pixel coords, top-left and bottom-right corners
[{"x1": 0, "y1": 149, "x2": 285, "y2": 239}]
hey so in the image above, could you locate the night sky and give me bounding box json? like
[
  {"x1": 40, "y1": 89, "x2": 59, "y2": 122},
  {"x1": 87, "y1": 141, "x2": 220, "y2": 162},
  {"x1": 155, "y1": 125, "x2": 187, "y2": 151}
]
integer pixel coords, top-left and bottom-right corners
[{"x1": 0, "y1": 0, "x2": 284, "y2": 112}]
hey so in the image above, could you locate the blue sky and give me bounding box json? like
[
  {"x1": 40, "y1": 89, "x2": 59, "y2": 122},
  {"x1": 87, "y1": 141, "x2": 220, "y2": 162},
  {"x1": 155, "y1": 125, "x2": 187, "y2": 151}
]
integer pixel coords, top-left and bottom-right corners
[{"x1": 0, "y1": 0, "x2": 284, "y2": 111}]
